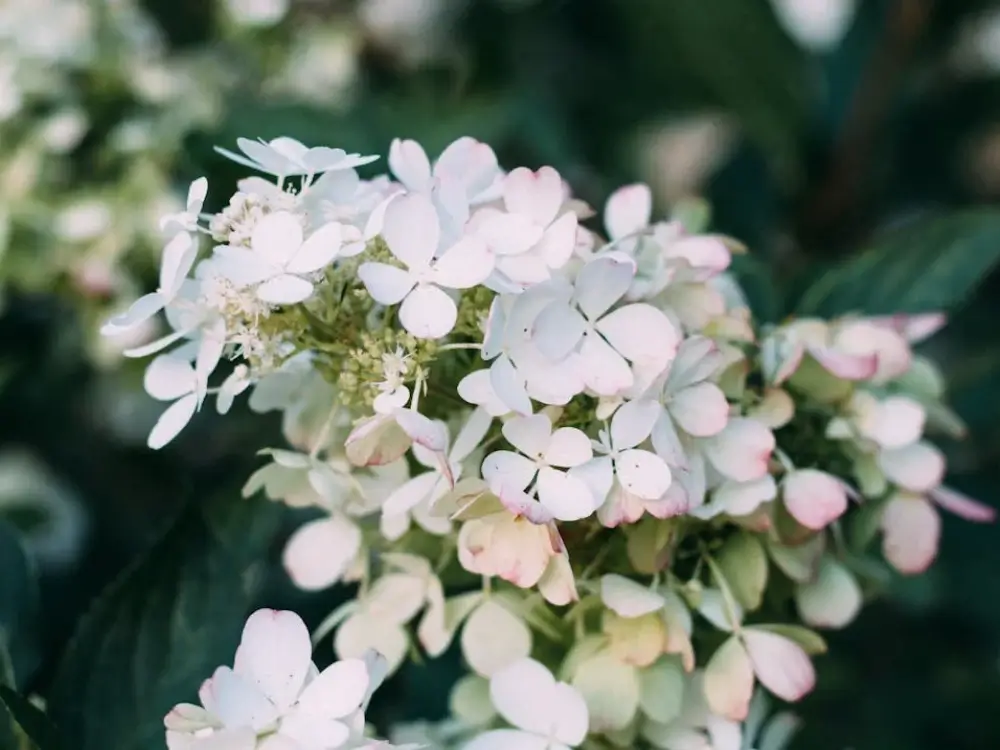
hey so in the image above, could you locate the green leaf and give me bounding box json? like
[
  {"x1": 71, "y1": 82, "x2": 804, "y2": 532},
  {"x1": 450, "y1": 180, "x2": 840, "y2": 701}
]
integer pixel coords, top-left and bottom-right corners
[
  {"x1": 715, "y1": 533, "x2": 768, "y2": 611},
  {"x1": 730, "y1": 254, "x2": 784, "y2": 324},
  {"x1": 0, "y1": 686, "x2": 62, "y2": 750},
  {"x1": 46, "y1": 494, "x2": 282, "y2": 750},
  {"x1": 0, "y1": 521, "x2": 39, "y2": 687},
  {"x1": 795, "y1": 210, "x2": 1000, "y2": 316}
]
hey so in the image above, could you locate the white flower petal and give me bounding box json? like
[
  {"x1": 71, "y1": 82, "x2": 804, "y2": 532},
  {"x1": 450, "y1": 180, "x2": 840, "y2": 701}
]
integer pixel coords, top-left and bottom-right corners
[
  {"x1": 490, "y1": 354, "x2": 533, "y2": 416},
  {"x1": 144, "y1": 354, "x2": 196, "y2": 401},
  {"x1": 432, "y1": 236, "x2": 495, "y2": 289},
  {"x1": 286, "y1": 221, "x2": 343, "y2": 274},
  {"x1": 929, "y1": 485, "x2": 996, "y2": 522},
  {"x1": 532, "y1": 303, "x2": 587, "y2": 361},
  {"x1": 577, "y1": 334, "x2": 634, "y2": 396},
  {"x1": 574, "y1": 252, "x2": 636, "y2": 320},
  {"x1": 458, "y1": 370, "x2": 511, "y2": 417},
  {"x1": 451, "y1": 407, "x2": 493, "y2": 463},
  {"x1": 537, "y1": 467, "x2": 599, "y2": 521},
  {"x1": 103, "y1": 292, "x2": 167, "y2": 334},
  {"x1": 596, "y1": 303, "x2": 680, "y2": 370},
  {"x1": 671, "y1": 383, "x2": 729, "y2": 437},
  {"x1": 388, "y1": 138, "x2": 432, "y2": 191},
  {"x1": 535, "y1": 212, "x2": 578, "y2": 270},
  {"x1": 148, "y1": 393, "x2": 198, "y2": 449},
  {"x1": 611, "y1": 399, "x2": 661, "y2": 451},
  {"x1": 399, "y1": 284, "x2": 457, "y2": 339},
  {"x1": 605, "y1": 183, "x2": 652, "y2": 240},
  {"x1": 473, "y1": 209, "x2": 544, "y2": 256},
  {"x1": 482, "y1": 450, "x2": 537, "y2": 493},
  {"x1": 381, "y1": 471, "x2": 439, "y2": 517},
  {"x1": 282, "y1": 516, "x2": 362, "y2": 590},
  {"x1": 252, "y1": 211, "x2": 303, "y2": 266},
  {"x1": 490, "y1": 658, "x2": 559, "y2": 735},
  {"x1": 616, "y1": 449, "x2": 672, "y2": 501},
  {"x1": 276, "y1": 714, "x2": 349, "y2": 748},
  {"x1": 856, "y1": 395, "x2": 925, "y2": 449},
  {"x1": 501, "y1": 414, "x2": 553, "y2": 458},
  {"x1": 462, "y1": 730, "x2": 550, "y2": 750},
  {"x1": 878, "y1": 441, "x2": 944, "y2": 493},
  {"x1": 257, "y1": 275, "x2": 315, "y2": 305},
  {"x1": 358, "y1": 262, "x2": 417, "y2": 305},
  {"x1": 543, "y1": 427, "x2": 593, "y2": 467},
  {"x1": 503, "y1": 167, "x2": 563, "y2": 227},
  {"x1": 335, "y1": 615, "x2": 409, "y2": 675},
  {"x1": 296, "y1": 658, "x2": 369, "y2": 718},
  {"x1": 234, "y1": 609, "x2": 311, "y2": 710},
  {"x1": 205, "y1": 666, "x2": 280, "y2": 731},
  {"x1": 160, "y1": 232, "x2": 197, "y2": 295},
  {"x1": 462, "y1": 600, "x2": 532, "y2": 677},
  {"x1": 381, "y1": 193, "x2": 439, "y2": 269}
]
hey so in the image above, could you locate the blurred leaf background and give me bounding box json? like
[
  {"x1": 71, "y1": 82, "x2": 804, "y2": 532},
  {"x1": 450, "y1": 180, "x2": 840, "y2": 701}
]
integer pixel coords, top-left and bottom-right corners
[{"x1": 2, "y1": 0, "x2": 1000, "y2": 748}]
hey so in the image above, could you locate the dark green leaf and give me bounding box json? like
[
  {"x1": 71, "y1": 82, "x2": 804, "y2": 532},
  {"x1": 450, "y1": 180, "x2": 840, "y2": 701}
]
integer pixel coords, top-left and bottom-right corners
[
  {"x1": 46, "y1": 495, "x2": 282, "y2": 750},
  {"x1": 0, "y1": 522, "x2": 38, "y2": 687},
  {"x1": 0, "y1": 686, "x2": 62, "y2": 750},
  {"x1": 795, "y1": 210, "x2": 1000, "y2": 316},
  {"x1": 730, "y1": 254, "x2": 784, "y2": 323}
]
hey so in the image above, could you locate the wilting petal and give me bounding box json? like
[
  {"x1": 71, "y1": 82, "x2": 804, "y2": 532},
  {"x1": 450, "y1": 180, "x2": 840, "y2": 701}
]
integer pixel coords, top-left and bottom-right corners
[
  {"x1": 782, "y1": 469, "x2": 848, "y2": 530},
  {"x1": 881, "y1": 493, "x2": 940, "y2": 574},
  {"x1": 742, "y1": 629, "x2": 815, "y2": 702},
  {"x1": 704, "y1": 637, "x2": 754, "y2": 721}
]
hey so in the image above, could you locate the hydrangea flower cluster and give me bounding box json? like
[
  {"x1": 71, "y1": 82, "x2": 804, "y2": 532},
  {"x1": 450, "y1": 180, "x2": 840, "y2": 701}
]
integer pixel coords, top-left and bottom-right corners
[{"x1": 123, "y1": 135, "x2": 993, "y2": 749}]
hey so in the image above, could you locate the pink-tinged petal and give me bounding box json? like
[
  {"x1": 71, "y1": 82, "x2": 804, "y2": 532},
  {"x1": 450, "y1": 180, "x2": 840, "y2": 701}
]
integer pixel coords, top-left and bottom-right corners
[
  {"x1": 436, "y1": 136, "x2": 500, "y2": 197},
  {"x1": 381, "y1": 193, "x2": 439, "y2": 269},
  {"x1": 399, "y1": 284, "x2": 457, "y2": 339},
  {"x1": 503, "y1": 166, "x2": 563, "y2": 227},
  {"x1": 856, "y1": 395, "x2": 925, "y2": 449},
  {"x1": 671, "y1": 382, "x2": 729, "y2": 437},
  {"x1": 282, "y1": 516, "x2": 362, "y2": 590},
  {"x1": 881, "y1": 493, "x2": 941, "y2": 574},
  {"x1": 395, "y1": 408, "x2": 448, "y2": 452},
  {"x1": 296, "y1": 658, "x2": 369, "y2": 718},
  {"x1": 667, "y1": 235, "x2": 732, "y2": 276},
  {"x1": 234, "y1": 610, "x2": 311, "y2": 710},
  {"x1": 535, "y1": 212, "x2": 578, "y2": 270},
  {"x1": 605, "y1": 183, "x2": 652, "y2": 241},
  {"x1": 596, "y1": 303, "x2": 681, "y2": 371},
  {"x1": 782, "y1": 469, "x2": 848, "y2": 530},
  {"x1": 493, "y1": 484, "x2": 554, "y2": 525},
  {"x1": 432, "y1": 235, "x2": 495, "y2": 289},
  {"x1": 870, "y1": 312, "x2": 946, "y2": 343},
  {"x1": 473, "y1": 208, "x2": 545, "y2": 256},
  {"x1": 704, "y1": 637, "x2": 754, "y2": 721},
  {"x1": 742, "y1": 629, "x2": 815, "y2": 702},
  {"x1": 388, "y1": 138, "x2": 432, "y2": 191},
  {"x1": 930, "y1": 485, "x2": 996, "y2": 523},
  {"x1": 878, "y1": 441, "x2": 944, "y2": 493},
  {"x1": 669, "y1": 335, "x2": 726, "y2": 389},
  {"x1": 704, "y1": 418, "x2": 776, "y2": 483},
  {"x1": 808, "y1": 345, "x2": 877, "y2": 381}
]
